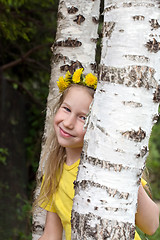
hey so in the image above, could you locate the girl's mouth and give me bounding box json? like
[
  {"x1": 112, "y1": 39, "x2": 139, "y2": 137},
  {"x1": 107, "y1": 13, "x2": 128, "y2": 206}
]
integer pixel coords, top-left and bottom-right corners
[{"x1": 59, "y1": 127, "x2": 73, "y2": 138}]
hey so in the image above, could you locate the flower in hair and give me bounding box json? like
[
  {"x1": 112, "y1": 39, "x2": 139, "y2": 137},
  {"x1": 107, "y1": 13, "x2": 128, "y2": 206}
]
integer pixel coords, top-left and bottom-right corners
[
  {"x1": 65, "y1": 71, "x2": 72, "y2": 80},
  {"x1": 85, "y1": 73, "x2": 97, "y2": 89},
  {"x1": 57, "y1": 76, "x2": 70, "y2": 92},
  {"x1": 57, "y1": 68, "x2": 97, "y2": 92},
  {"x1": 72, "y1": 68, "x2": 83, "y2": 83}
]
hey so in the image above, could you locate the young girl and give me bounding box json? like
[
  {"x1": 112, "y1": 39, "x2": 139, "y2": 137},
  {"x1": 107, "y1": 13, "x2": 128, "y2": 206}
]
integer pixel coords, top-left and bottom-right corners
[{"x1": 36, "y1": 68, "x2": 159, "y2": 240}]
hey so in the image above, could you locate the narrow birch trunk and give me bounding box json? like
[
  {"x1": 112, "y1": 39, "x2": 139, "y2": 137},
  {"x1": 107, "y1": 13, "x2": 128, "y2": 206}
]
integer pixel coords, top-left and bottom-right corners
[
  {"x1": 32, "y1": 1, "x2": 100, "y2": 239},
  {"x1": 71, "y1": 1, "x2": 160, "y2": 239}
]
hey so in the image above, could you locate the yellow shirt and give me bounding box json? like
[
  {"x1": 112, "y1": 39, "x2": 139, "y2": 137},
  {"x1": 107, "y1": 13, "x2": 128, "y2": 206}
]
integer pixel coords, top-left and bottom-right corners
[{"x1": 41, "y1": 160, "x2": 146, "y2": 240}]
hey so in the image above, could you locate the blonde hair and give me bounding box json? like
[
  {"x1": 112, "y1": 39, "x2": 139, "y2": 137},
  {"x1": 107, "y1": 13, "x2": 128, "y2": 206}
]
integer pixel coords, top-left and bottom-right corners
[{"x1": 33, "y1": 85, "x2": 95, "y2": 210}]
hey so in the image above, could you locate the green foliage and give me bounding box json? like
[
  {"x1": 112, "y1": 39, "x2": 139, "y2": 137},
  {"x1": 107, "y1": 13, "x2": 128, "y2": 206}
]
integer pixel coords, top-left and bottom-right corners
[
  {"x1": 136, "y1": 221, "x2": 160, "y2": 240},
  {"x1": 0, "y1": 0, "x2": 59, "y2": 238},
  {"x1": 0, "y1": 148, "x2": 9, "y2": 165},
  {"x1": 0, "y1": 0, "x2": 58, "y2": 42},
  {"x1": 12, "y1": 194, "x2": 32, "y2": 240},
  {"x1": 143, "y1": 109, "x2": 160, "y2": 239},
  {"x1": 147, "y1": 115, "x2": 160, "y2": 200},
  {"x1": 0, "y1": 0, "x2": 59, "y2": 181}
]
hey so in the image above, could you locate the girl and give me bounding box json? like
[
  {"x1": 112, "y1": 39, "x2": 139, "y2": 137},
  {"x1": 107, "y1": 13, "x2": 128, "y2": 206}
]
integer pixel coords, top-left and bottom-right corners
[{"x1": 36, "y1": 68, "x2": 159, "y2": 240}]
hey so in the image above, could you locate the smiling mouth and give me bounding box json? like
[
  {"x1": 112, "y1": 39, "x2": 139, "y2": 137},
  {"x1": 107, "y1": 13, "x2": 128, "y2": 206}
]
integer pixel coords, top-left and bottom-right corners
[{"x1": 59, "y1": 127, "x2": 74, "y2": 138}]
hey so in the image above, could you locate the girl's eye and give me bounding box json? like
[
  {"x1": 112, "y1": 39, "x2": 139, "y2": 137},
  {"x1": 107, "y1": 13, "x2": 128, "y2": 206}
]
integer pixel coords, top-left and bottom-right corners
[
  {"x1": 80, "y1": 116, "x2": 86, "y2": 121},
  {"x1": 64, "y1": 107, "x2": 71, "y2": 112}
]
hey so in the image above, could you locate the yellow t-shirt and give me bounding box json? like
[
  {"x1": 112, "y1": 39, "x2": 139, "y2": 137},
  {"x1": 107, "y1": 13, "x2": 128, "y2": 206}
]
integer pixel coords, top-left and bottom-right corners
[{"x1": 41, "y1": 160, "x2": 147, "y2": 240}]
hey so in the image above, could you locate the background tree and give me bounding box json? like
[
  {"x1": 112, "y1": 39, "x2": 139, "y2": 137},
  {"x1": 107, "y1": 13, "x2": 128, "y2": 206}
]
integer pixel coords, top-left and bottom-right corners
[
  {"x1": 0, "y1": 0, "x2": 58, "y2": 239},
  {"x1": 32, "y1": 0, "x2": 101, "y2": 239}
]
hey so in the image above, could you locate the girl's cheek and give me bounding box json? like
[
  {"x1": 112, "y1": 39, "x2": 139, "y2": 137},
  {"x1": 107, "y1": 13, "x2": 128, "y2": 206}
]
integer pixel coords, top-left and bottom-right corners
[{"x1": 81, "y1": 126, "x2": 87, "y2": 136}]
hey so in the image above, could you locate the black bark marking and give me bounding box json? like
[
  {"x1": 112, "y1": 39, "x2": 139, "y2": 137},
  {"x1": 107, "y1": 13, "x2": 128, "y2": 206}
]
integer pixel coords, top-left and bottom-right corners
[
  {"x1": 91, "y1": 38, "x2": 98, "y2": 43},
  {"x1": 74, "y1": 179, "x2": 129, "y2": 200},
  {"x1": 103, "y1": 22, "x2": 115, "y2": 38},
  {"x1": 123, "y1": 2, "x2": 155, "y2": 8},
  {"x1": 99, "y1": 89, "x2": 105, "y2": 93},
  {"x1": 60, "y1": 60, "x2": 83, "y2": 74},
  {"x1": 104, "y1": 5, "x2": 117, "y2": 12},
  {"x1": 152, "y1": 114, "x2": 160, "y2": 122},
  {"x1": 122, "y1": 101, "x2": 142, "y2": 108},
  {"x1": 145, "y1": 38, "x2": 160, "y2": 53},
  {"x1": 89, "y1": 122, "x2": 94, "y2": 130},
  {"x1": 32, "y1": 222, "x2": 45, "y2": 233},
  {"x1": 136, "y1": 146, "x2": 148, "y2": 158},
  {"x1": 55, "y1": 38, "x2": 82, "y2": 47},
  {"x1": 67, "y1": 6, "x2": 78, "y2": 14},
  {"x1": 122, "y1": 127, "x2": 146, "y2": 142},
  {"x1": 123, "y1": 2, "x2": 132, "y2": 7},
  {"x1": 115, "y1": 148, "x2": 125, "y2": 154},
  {"x1": 90, "y1": 63, "x2": 98, "y2": 72},
  {"x1": 96, "y1": 124, "x2": 109, "y2": 136},
  {"x1": 133, "y1": 15, "x2": 145, "y2": 21},
  {"x1": 92, "y1": 16, "x2": 99, "y2": 24},
  {"x1": 150, "y1": 19, "x2": 160, "y2": 30},
  {"x1": 73, "y1": 14, "x2": 85, "y2": 25},
  {"x1": 153, "y1": 85, "x2": 160, "y2": 103},
  {"x1": 136, "y1": 169, "x2": 144, "y2": 185},
  {"x1": 81, "y1": 153, "x2": 125, "y2": 172},
  {"x1": 60, "y1": 64, "x2": 71, "y2": 72},
  {"x1": 52, "y1": 53, "x2": 65, "y2": 62},
  {"x1": 57, "y1": 11, "x2": 64, "y2": 20},
  {"x1": 100, "y1": 65, "x2": 157, "y2": 89},
  {"x1": 83, "y1": 140, "x2": 88, "y2": 152},
  {"x1": 71, "y1": 210, "x2": 135, "y2": 239},
  {"x1": 123, "y1": 54, "x2": 149, "y2": 63}
]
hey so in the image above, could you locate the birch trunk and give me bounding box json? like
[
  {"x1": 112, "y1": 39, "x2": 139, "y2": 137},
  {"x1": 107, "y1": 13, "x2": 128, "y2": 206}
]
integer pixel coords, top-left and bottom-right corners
[
  {"x1": 71, "y1": 0, "x2": 160, "y2": 239},
  {"x1": 32, "y1": 1, "x2": 100, "y2": 239}
]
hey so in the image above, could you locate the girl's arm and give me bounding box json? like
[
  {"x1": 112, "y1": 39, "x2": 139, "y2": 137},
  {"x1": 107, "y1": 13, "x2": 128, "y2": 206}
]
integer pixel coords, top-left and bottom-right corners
[
  {"x1": 135, "y1": 184, "x2": 159, "y2": 235},
  {"x1": 39, "y1": 211, "x2": 63, "y2": 240}
]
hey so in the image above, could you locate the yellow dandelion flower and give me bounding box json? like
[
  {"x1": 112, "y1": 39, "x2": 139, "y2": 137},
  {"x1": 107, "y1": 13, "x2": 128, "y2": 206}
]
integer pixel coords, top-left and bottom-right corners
[
  {"x1": 57, "y1": 76, "x2": 70, "y2": 92},
  {"x1": 85, "y1": 73, "x2": 97, "y2": 89},
  {"x1": 72, "y1": 68, "x2": 83, "y2": 83},
  {"x1": 65, "y1": 71, "x2": 71, "y2": 81}
]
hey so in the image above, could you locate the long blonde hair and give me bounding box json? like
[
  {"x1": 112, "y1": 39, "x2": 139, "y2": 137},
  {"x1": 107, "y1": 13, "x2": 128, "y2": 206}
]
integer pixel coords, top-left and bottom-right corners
[{"x1": 34, "y1": 85, "x2": 95, "y2": 210}]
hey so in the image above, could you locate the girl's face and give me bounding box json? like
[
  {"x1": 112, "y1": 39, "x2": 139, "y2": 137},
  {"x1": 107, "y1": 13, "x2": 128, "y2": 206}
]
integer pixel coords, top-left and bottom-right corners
[{"x1": 54, "y1": 86, "x2": 93, "y2": 150}]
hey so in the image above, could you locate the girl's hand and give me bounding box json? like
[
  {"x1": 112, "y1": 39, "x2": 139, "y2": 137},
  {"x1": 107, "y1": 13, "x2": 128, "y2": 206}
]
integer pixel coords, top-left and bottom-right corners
[
  {"x1": 136, "y1": 184, "x2": 159, "y2": 235},
  {"x1": 39, "y1": 211, "x2": 63, "y2": 240}
]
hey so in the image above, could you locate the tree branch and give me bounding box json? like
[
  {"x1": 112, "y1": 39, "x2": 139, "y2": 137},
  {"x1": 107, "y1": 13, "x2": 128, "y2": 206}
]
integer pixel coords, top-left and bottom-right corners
[
  {"x1": 0, "y1": 43, "x2": 51, "y2": 71},
  {"x1": 5, "y1": 78, "x2": 45, "y2": 108},
  {"x1": 26, "y1": 58, "x2": 50, "y2": 72}
]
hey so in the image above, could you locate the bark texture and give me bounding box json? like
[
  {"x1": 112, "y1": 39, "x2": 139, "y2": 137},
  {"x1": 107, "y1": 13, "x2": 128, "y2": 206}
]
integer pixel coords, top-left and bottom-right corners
[
  {"x1": 71, "y1": 0, "x2": 160, "y2": 239},
  {"x1": 32, "y1": 1, "x2": 100, "y2": 239}
]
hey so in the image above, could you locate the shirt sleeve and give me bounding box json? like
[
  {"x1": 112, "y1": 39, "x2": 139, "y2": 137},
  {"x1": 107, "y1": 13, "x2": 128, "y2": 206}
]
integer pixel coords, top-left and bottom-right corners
[
  {"x1": 40, "y1": 198, "x2": 56, "y2": 212},
  {"x1": 141, "y1": 178, "x2": 147, "y2": 187}
]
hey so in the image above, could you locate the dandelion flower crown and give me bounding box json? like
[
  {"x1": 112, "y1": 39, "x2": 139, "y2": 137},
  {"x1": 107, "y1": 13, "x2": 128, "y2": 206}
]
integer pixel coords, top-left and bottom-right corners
[{"x1": 57, "y1": 68, "x2": 97, "y2": 92}]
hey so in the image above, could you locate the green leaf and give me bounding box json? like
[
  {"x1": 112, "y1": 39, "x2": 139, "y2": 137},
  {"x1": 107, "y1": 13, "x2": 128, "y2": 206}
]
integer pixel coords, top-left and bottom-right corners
[{"x1": 0, "y1": 148, "x2": 9, "y2": 165}]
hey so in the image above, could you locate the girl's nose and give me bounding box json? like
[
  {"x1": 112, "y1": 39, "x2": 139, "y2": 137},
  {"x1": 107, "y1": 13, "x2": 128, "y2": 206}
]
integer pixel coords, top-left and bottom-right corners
[{"x1": 63, "y1": 114, "x2": 76, "y2": 129}]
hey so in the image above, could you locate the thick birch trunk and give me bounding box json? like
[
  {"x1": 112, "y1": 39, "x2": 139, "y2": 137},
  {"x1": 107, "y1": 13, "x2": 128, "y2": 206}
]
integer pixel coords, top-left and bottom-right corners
[
  {"x1": 32, "y1": 1, "x2": 100, "y2": 239},
  {"x1": 71, "y1": 1, "x2": 160, "y2": 239}
]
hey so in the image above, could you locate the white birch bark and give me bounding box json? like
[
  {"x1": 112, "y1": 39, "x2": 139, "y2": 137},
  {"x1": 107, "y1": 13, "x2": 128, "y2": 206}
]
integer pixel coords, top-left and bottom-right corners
[
  {"x1": 71, "y1": 0, "x2": 160, "y2": 239},
  {"x1": 32, "y1": 1, "x2": 100, "y2": 239}
]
